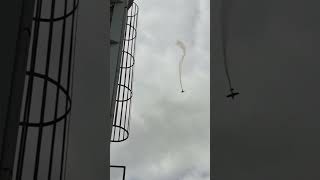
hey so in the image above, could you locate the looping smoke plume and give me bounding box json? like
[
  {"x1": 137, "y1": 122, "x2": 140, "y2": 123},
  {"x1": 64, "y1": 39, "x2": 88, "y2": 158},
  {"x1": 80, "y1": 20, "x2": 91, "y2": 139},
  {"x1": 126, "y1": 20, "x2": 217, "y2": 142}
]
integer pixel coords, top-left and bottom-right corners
[{"x1": 176, "y1": 40, "x2": 186, "y2": 92}]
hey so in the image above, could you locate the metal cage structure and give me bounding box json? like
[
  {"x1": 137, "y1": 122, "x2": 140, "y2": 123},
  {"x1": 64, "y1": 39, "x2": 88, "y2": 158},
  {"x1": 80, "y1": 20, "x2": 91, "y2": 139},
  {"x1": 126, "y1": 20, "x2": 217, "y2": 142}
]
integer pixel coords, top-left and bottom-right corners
[
  {"x1": 13, "y1": 0, "x2": 79, "y2": 179},
  {"x1": 111, "y1": 2, "x2": 139, "y2": 143}
]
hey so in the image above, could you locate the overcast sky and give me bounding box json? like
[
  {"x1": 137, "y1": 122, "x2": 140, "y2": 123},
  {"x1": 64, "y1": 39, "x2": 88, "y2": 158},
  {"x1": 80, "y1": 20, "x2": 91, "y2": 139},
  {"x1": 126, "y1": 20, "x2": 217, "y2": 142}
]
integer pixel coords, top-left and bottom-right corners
[{"x1": 110, "y1": 0, "x2": 210, "y2": 180}]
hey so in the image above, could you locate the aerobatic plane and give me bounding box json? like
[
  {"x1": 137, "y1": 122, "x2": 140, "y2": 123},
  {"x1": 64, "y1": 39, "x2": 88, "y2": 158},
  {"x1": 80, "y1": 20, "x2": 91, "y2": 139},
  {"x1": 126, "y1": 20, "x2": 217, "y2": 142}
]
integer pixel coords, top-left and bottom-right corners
[{"x1": 226, "y1": 88, "x2": 239, "y2": 99}]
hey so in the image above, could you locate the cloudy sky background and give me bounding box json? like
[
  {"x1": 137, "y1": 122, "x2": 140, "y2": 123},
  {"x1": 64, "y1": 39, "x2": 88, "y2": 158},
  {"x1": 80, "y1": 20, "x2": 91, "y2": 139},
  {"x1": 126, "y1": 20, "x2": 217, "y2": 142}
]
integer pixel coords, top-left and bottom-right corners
[{"x1": 110, "y1": 0, "x2": 210, "y2": 179}]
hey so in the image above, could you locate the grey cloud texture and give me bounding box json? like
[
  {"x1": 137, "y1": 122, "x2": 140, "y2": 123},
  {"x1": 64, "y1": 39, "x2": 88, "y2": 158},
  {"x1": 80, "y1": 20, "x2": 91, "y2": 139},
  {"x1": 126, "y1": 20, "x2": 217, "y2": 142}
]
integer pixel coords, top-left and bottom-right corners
[{"x1": 111, "y1": 0, "x2": 210, "y2": 180}]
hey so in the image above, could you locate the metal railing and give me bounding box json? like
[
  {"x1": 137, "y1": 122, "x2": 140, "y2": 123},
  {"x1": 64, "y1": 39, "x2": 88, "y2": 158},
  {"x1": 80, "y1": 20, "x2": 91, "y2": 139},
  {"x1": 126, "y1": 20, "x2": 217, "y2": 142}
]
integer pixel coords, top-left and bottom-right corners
[
  {"x1": 13, "y1": 0, "x2": 79, "y2": 179},
  {"x1": 111, "y1": 1, "x2": 138, "y2": 143}
]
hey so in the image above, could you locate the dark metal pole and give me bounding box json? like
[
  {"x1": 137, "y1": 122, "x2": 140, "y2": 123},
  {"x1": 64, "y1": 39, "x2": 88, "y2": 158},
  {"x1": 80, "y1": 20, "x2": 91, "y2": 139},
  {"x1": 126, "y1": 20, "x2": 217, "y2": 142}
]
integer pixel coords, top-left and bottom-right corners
[{"x1": 0, "y1": 0, "x2": 36, "y2": 179}]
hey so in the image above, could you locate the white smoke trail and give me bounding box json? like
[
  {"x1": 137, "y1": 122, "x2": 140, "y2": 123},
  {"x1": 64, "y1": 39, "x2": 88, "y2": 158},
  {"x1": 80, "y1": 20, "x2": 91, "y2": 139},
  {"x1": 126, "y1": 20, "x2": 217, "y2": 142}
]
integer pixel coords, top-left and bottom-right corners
[{"x1": 176, "y1": 40, "x2": 186, "y2": 92}]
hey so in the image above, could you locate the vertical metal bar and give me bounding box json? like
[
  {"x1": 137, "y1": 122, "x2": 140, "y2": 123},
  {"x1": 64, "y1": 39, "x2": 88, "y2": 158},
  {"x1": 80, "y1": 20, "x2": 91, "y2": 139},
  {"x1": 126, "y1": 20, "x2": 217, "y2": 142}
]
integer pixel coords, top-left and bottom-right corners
[
  {"x1": 63, "y1": 1, "x2": 79, "y2": 179},
  {"x1": 60, "y1": 0, "x2": 77, "y2": 179},
  {"x1": 48, "y1": 0, "x2": 68, "y2": 178},
  {"x1": 118, "y1": 11, "x2": 131, "y2": 139},
  {"x1": 33, "y1": 0, "x2": 56, "y2": 177},
  {"x1": 122, "y1": 5, "x2": 135, "y2": 140},
  {"x1": 113, "y1": 25, "x2": 127, "y2": 140},
  {"x1": 16, "y1": 0, "x2": 43, "y2": 179},
  {"x1": 122, "y1": 166, "x2": 126, "y2": 180},
  {"x1": 128, "y1": 3, "x2": 139, "y2": 133}
]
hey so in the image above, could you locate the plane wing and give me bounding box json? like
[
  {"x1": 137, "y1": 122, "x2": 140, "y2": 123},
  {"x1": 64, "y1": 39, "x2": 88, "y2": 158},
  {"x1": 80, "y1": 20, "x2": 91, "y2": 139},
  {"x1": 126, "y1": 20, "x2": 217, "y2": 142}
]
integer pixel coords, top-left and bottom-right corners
[{"x1": 226, "y1": 92, "x2": 239, "y2": 98}]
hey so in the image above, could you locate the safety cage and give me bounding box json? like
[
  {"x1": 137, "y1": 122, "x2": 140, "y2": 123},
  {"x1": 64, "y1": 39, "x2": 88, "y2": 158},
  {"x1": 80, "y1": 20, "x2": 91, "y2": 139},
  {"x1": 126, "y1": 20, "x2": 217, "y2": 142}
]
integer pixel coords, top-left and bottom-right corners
[
  {"x1": 13, "y1": 0, "x2": 79, "y2": 179},
  {"x1": 111, "y1": 1, "x2": 138, "y2": 143}
]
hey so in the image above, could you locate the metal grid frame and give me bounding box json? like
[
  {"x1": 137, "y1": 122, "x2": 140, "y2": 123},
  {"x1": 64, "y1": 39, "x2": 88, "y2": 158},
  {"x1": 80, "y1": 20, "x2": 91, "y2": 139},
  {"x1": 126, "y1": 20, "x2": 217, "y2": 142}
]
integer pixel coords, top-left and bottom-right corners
[
  {"x1": 13, "y1": 0, "x2": 79, "y2": 179},
  {"x1": 111, "y1": 2, "x2": 139, "y2": 142}
]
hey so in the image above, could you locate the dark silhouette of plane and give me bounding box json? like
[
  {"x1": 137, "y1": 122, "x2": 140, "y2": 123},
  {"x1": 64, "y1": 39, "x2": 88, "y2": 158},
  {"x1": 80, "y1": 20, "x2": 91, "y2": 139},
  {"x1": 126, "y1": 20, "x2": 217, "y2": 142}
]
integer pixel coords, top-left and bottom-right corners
[
  {"x1": 181, "y1": 89, "x2": 185, "y2": 93},
  {"x1": 226, "y1": 88, "x2": 239, "y2": 99}
]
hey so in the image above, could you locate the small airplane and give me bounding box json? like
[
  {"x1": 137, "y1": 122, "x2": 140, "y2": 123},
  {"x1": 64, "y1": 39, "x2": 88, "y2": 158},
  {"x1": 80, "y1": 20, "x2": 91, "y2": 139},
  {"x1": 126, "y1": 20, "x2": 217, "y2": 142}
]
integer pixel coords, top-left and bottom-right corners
[
  {"x1": 226, "y1": 88, "x2": 239, "y2": 99},
  {"x1": 181, "y1": 89, "x2": 185, "y2": 93}
]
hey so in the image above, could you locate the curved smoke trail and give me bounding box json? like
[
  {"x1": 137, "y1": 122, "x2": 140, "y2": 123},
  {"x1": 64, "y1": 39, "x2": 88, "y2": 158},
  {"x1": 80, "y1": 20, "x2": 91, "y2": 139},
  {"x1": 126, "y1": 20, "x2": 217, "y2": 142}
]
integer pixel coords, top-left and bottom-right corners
[
  {"x1": 176, "y1": 40, "x2": 186, "y2": 92},
  {"x1": 221, "y1": 3, "x2": 233, "y2": 90}
]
